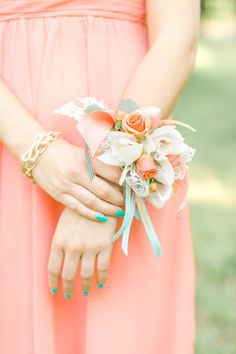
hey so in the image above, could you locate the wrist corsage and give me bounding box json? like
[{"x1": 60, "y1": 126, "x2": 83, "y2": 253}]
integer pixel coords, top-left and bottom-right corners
[{"x1": 53, "y1": 97, "x2": 195, "y2": 256}]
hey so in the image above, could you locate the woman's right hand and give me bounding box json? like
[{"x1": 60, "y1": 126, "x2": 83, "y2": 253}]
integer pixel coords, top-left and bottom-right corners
[{"x1": 32, "y1": 137, "x2": 125, "y2": 221}]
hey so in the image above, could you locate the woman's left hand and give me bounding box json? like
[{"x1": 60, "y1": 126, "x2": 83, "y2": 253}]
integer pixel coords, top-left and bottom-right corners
[{"x1": 47, "y1": 207, "x2": 117, "y2": 297}]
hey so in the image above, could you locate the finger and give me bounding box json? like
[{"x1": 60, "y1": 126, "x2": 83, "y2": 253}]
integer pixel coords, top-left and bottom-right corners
[
  {"x1": 59, "y1": 194, "x2": 109, "y2": 222},
  {"x1": 62, "y1": 248, "x2": 81, "y2": 299},
  {"x1": 93, "y1": 159, "x2": 122, "y2": 185},
  {"x1": 80, "y1": 253, "x2": 96, "y2": 295},
  {"x1": 82, "y1": 175, "x2": 124, "y2": 207},
  {"x1": 96, "y1": 247, "x2": 112, "y2": 288},
  {"x1": 70, "y1": 184, "x2": 125, "y2": 217},
  {"x1": 47, "y1": 245, "x2": 64, "y2": 294}
]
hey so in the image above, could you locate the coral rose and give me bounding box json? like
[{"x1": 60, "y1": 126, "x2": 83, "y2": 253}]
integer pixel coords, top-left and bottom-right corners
[
  {"x1": 137, "y1": 106, "x2": 161, "y2": 128},
  {"x1": 122, "y1": 110, "x2": 150, "y2": 136},
  {"x1": 136, "y1": 154, "x2": 158, "y2": 180}
]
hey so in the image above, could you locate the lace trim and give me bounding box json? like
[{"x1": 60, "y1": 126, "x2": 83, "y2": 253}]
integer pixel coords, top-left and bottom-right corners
[
  {"x1": 181, "y1": 147, "x2": 195, "y2": 164},
  {"x1": 125, "y1": 166, "x2": 150, "y2": 197},
  {"x1": 53, "y1": 97, "x2": 108, "y2": 121}
]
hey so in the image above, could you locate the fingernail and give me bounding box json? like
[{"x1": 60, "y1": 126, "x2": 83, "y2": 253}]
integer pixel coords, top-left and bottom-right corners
[
  {"x1": 83, "y1": 290, "x2": 89, "y2": 296},
  {"x1": 98, "y1": 283, "x2": 104, "y2": 289},
  {"x1": 50, "y1": 287, "x2": 58, "y2": 294},
  {"x1": 64, "y1": 293, "x2": 72, "y2": 299},
  {"x1": 115, "y1": 209, "x2": 125, "y2": 217},
  {"x1": 95, "y1": 214, "x2": 108, "y2": 222}
]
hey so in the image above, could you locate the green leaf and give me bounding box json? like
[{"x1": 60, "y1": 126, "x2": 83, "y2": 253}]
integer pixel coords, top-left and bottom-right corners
[
  {"x1": 84, "y1": 104, "x2": 103, "y2": 113},
  {"x1": 114, "y1": 120, "x2": 122, "y2": 131},
  {"x1": 117, "y1": 99, "x2": 139, "y2": 113}
]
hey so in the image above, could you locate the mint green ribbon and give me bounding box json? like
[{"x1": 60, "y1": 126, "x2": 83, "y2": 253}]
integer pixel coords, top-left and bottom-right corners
[
  {"x1": 113, "y1": 183, "x2": 162, "y2": 257},
  {"x1": 113, "y1": 183, "x2": 136, "y2": 255},
  {"x1": 137, "y1": 197, "x2": 162, "y2": 256}
]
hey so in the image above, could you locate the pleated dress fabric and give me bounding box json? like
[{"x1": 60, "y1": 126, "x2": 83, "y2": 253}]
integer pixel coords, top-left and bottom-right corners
[{"x1": 0, "y1": 1, "x2": 195, "y2": 353}]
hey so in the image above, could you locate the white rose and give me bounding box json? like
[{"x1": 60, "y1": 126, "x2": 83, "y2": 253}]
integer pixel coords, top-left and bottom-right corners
[{"x1": 97, "y1": 131, "x2": 143, "y2": 166}]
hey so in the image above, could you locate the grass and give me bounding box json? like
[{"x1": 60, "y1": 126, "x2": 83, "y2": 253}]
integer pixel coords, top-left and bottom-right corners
[{"x1": 174, "y1": 37, "x2": 236, "y2": 353}]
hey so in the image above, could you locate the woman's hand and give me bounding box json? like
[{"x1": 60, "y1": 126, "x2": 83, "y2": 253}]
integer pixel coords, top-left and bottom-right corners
[
  {"x1": 47, "y1": 207, "x2": 117, "y2": 297},
  {"x1": 0, "y1": 80, "x2": 124, "y2": 222},
  {"x1": 32, "y1": 138, "x2": 125, "y2": 221}
]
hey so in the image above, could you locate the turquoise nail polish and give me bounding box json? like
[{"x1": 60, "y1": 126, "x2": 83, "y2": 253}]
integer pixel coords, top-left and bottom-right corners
[
  {"x1": 64, "y1": 293, "x2": 72, "y2": 299},
  {"x1": 115, "y1": 209, "x2": 125, "y2": 217},
  {"x1": 95, "y1": 214, "x2": 108, "y2": 222},
  {"x1": 83, "y1": 290, "x2": 89, "y2": 296},
  {"x1": 50, "y1": 287, "x2": 58, "y2": 294},
  {"x1": 98, "y1": 283, "x2": 104, "y2": 289}
]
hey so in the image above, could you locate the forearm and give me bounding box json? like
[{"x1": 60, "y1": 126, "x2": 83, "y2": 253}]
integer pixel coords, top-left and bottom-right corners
[
  {"x1": 123, "y1": 32, "x2": 198, "y2": 119},
  {"x1": 0, "y1": 78, "x2": 47, "y2": 159}
]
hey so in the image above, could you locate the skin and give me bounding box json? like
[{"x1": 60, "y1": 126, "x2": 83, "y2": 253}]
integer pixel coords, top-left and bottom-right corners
[
  {"x1": 0, "y1": 83, "x2": 125, "y2": 220},
  {"x1": 0, "y1": 0, "x2": 200, "y2": 296},
  {"x1": 48, "y1": 208, "x2": 117, "y2": 295}
]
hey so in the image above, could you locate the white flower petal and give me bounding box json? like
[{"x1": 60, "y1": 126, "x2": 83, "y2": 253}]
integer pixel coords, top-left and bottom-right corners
[
  {"x1": 98, "y1": 131, "x2": 143, "y2": 166},
  {"x1": 147, "y1": 184, "x2": 173, "y2": 208},
  {"x1": 118, "y1": 143, "x2": 143, "y2": 165},
  {"x1": 150, "y1": 125, "x2": 185, "y2": 156},
  {"x1": 143, "y1": 134, "x2": 156, "y2": 154},
  {"x1": 156, "y1": 160, "x2": 175, "y2": 186},
  {"x1": 151, "y1": 125, "x2": 183, "y2": 141},
  {"x1": 106, "y1": 131, "x2": 137, "y2": 143},
  {"x1": 97, "y1": 152, "x2": 125, "y2": 166}
]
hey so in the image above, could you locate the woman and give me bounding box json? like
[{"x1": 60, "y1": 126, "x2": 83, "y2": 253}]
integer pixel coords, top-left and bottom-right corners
[{"x1": 0, "y1": 1, "x2": 199, "y2": 353}]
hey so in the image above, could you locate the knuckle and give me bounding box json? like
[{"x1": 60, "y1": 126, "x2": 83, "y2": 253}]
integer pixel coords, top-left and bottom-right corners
[
  {"x1": 111, "y1": 168, "x2": 121, "y2": 182},
  {"x1": 59, "y1": 175, "x2": 70, "y2": 189},
  {"x1": 97, "y1": 264, "x2": 108, "y2": 273},
  {"x1": 66, "y1": 197, "x2": 79, "y2": 211},
  {"x1": 51, "y1": 188, "x2": 61, "y2": 199},
  {"x1": 67, "y1": 244, "x2": 80, "y2": 254},
  {"x1": 85, "y1": 194, "x2": 97, "y2": 209},
  {"x1": 81, "y1": 273, "x2": 93, "y2": 281},
  {"x1": 84, "y1": 245, "x2": 97, "y2": 254},
  {"x1": 52, "y1": 240, "x2": 65, "y2": 250},
  {"x1": 48, "y1": 268, "x2": 60, "y2": 277},
  {"x1": 99, "y1": 240, "x2": 111, "y2": 249},
  {"x1": 98, "y1": 184, "x2": 109, "y2": 198},
  {"x1": 62, "y1": 274, "x2": 74, "y2": 283},
  {"x1": 117, "y1": 193, "x2": 125, "y2": 205}
]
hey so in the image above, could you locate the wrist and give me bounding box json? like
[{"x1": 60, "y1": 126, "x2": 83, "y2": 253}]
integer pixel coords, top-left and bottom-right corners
[
  {"x1": 21, "y1": 131, "x2": 62, "y2": 183},
  {"x1": 2, "y1": 118, "x2": 47, "y2": 161}
]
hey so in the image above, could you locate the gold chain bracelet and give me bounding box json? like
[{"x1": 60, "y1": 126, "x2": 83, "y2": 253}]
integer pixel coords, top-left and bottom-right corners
[{"x1": 21, "y1": 131, "x2": 62, "y2": 184}]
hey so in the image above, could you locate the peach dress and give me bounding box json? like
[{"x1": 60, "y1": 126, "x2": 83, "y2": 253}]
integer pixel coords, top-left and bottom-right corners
[{"x1": 0, "y1": 1, "x2": 195, "y2": 353}]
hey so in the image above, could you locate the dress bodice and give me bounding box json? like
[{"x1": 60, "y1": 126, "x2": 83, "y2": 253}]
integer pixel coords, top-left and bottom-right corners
[{"x1": 0, "y1": 0, "x2": 146, "y2": 23}]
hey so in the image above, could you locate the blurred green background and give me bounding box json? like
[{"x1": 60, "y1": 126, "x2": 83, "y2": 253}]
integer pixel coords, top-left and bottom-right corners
[{"x1": 174, "y1": 1, "x2": 236, "y2": 353}]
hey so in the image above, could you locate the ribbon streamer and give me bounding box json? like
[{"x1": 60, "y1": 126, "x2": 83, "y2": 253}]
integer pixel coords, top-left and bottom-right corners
[
  {"x1": 136, "y1": 196, "x2": 162, "y2": 256},
  {"x1": 84, "y1": 142, "x2": 95, "y2": 180},
  {"x1": 113, "y1": 184, "x2": 136, "y2": 255},
  {"x1": 113, "y1": 183, "x2": 162, "y2": 257}
]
